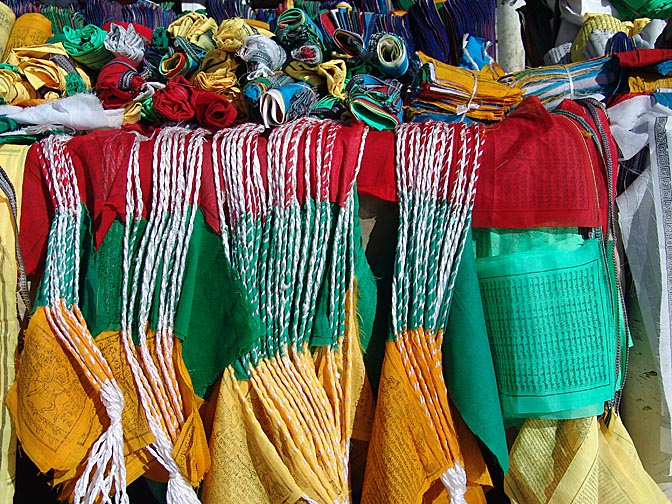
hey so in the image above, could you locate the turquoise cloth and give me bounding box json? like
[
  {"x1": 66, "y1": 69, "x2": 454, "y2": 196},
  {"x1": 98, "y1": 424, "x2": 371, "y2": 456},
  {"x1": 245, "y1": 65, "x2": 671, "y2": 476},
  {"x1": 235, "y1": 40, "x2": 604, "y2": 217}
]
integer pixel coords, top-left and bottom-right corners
[{"x1": 475, "y1": 231, "x2": 619, "y2": 420}]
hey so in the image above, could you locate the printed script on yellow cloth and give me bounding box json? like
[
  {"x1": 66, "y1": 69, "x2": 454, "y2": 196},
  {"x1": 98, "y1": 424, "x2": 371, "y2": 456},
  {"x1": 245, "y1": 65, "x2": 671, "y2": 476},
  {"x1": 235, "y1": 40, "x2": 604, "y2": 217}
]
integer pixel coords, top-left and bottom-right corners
[
  {"x1": 361, "y1": 330, "x2": 491, "y2": 504},
  {"x1": 2, "y1": 13, "x2": 52, "y2": 62},
  {"x1": 202, "y1": 285, "x2": 373, "y2": 503},
  {"x1": 505, "y1": 414, "x2": 670, "y2": 504},
  {"x1": 0, "y1": 2, "x2": 15, "y2": 63},
  {"x1": 0, "y1": 144, "x2": 27, "y2": 504}
]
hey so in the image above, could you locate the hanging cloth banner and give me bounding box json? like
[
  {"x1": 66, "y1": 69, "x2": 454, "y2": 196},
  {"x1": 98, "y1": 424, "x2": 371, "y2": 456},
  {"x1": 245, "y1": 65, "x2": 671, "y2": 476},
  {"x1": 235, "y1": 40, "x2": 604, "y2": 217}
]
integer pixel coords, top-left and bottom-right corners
[{"x1": 362, "y1": 121, "x2": 491, "y2": 504}]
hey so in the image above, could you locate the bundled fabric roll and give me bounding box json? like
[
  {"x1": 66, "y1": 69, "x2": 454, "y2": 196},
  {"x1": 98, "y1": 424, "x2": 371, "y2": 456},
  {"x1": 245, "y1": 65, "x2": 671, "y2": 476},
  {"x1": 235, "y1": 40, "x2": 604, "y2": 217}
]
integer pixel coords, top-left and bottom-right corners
[
  {"x1": 152, "y1": 75, "x2": 195, "y2": 122},
  {"x1": 409, "y1": 51, "x2": 522, "y2": 122},
  {"x1": 369, "y1": 32, "x2": 408, "y2": 78},
  {"x1": 167, "y1": 10, "x2": 217, "y2": 50},
  {"x1": 96, "y1": 56, "x2": 145, "y2": 109},
  {"x1": 275, "y1": 8, "x2": 326, "y2": 63},
  {"x1": 259, "y1": 81, "x2": 318, "y2": 127},
  {"x1": 362, "y1": 120, "x2": 491, "y2": 504},
  {"x1": 346, "y1": 74, "x2": 403, "y2": 130},
  {"x1": 501, "y1": 56, "x2": 620, "y2": 111},
  {"x1": 214, "y1": 17, "x2": 273, "y2": 52},
  {"x1": 285, "y1": 59, "x2": 347, "y2": 99},
  {"x1": 192, "y1": 88, "x2": 237, "y2": 129},
  {"x1": 104, "y1": 23, "x2": 145, "y2": 66},
  {"x1": 63, "y1": 24, "x2": 113, "y2": 71},
  {"x1": 237, "y1": 34, "x2": 286, "y2": 79}
]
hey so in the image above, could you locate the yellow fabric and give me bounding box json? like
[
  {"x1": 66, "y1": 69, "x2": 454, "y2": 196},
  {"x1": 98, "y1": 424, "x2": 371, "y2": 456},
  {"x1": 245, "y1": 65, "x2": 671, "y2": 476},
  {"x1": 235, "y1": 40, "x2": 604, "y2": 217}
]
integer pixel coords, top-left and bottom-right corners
[
  {"x1": 202, "y1": 284, "x2": 369, "y2": 503},
  {"x1": 5, "y1": 43, "x2": 91, "y2": 100},
  {"x1": 0, "y1": 68, "x2": 26, "y2": 105},
  {"x1": 214, "y1": 17, "x2": 272, "y2": 52},
  {"x1": 628, "y1": 73, "x2": 672, "y2": 93},
  {"x1": 167, "y1": 11, "x2": 217, "y2": 50},
  {"x1": 0, "y1": 144, "x2": 27, "y2": 504},
  {"x1": 6, "y1": 307, "x2": 104, "y2": 475},
  {"x1": 198, "y1": 48, "x2": 239, "y2": 75},
  {"x1": 285, "y1": 59, "x2": 348, "y2": 100},
  {"x1": 571, "y1": 14, "x2": 652, "y2": 62},
  {"x1": 123, "y1": 100, "x2": 142, "y2": 125},
  {"x1": 504, "y1": 414, "x2": 670, "y2": 504},
  {"x1": 3, "y1": 13, "x2": 52, "y2": 62},
  {"x1": 201, "y1": 367, "x2": 307, "y2": 504},
  {"x1": 0, "y1": 2, "x2": 15, "y2": 63},
  {"x1": 362, "y1": 329, "x2": 490, "y2": 504},
  {"x1": 415, "y1": 51, "x2": 522, "y2": 121}
]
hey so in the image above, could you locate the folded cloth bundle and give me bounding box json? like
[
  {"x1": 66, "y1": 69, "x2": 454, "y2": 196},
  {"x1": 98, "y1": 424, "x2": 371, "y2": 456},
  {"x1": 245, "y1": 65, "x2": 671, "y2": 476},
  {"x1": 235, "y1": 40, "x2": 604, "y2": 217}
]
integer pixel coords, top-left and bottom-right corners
[
  {"x1": 214, "y1": 17, "x2": 273, "y2": 52},
  {"x1": 96, "y1": 56, "x2": 146, "y2": 109},
  {"x1": 242, "y1": 71, "x2": 295, "y2": 108},
  {"x1": 275, "y1": 8, "x2": 326, "y2": 64},
  {"x1": 285, "y1": 59, "x2": 347, "y2": 99},
  {"x1": 369, "y1": 32, "x2": 409, "y2": 78},
  {"x1": 192, "y1": 88, "x2": 237, "y2": 129},
  {"x1": 259, "y1": 80, "x2": 318, "y2": 127},
  {"x1": 500, "y1": 55, "x2": 619, "y2": 111},
  {"x1": 237, "y1": 34, "x2": 286, "y2": 79},
  {"x1": 104, "y1": 23, "x2": 145, "y2": 66},
  {"x1": 62, "y1": 24, "x2": 113, "y2": 70},
  {"x1": 152, "y1": 75, "x2": 195, "y2": 121},
  {"x1": 410, "y1": 51, "x2": 522, "y2": 121},
  {"x1": 346, "y1": 73, "x2": 404, "y2": 130},
  {"x1": 167, "y1": 10, "x2": 217, "y2": 50},
  {"x1": 160, "y1": 36, "x2": 206, "y2": 79}
]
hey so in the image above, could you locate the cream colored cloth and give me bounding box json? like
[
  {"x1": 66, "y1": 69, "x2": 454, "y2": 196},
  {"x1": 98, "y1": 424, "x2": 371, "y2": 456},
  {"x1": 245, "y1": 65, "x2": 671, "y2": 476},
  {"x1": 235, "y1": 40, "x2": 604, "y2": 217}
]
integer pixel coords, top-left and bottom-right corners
[
  {"x1": 0, "y1": 144, "x2": 29, "y2": 504},
  {"x1": 505, "y1": 414, "x2": 671, "y2": 503}
]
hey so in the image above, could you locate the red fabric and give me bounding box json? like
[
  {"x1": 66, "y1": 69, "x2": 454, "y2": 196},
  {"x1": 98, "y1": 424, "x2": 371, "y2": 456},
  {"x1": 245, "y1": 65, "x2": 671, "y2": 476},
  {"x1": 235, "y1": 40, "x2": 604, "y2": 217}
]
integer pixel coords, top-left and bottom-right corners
[
  {"x1": 192, "y1": 90, "x2": 237, "y2": 130},
  {"x1": 95, "y1": 56, "x2": 145, "y2": 109},
  {"x1": 152, "y1": 76, "x2": 195, "y2": 122},
  {"x1": 102, "y1": 21, "x2": 153, "y2": 42},
  {"x1": 356, "y1": 130, "x2": 396, "y2": 202},
  {"x1": 472, "y1": 96, "x2": 616, "y2": 231},
  {"x1": 614, "y1": 48, "x2": 672, "y2": 68}
]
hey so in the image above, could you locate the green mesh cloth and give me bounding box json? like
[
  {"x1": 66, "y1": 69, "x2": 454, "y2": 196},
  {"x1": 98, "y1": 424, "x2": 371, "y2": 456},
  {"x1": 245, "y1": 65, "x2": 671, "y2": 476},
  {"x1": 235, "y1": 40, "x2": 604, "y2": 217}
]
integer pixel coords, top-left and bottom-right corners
[
  {"x1": 609, "y1": 0, "x2": 672, "y2": 19},
  {"x1": 475, "y1": 229, "x2": 622, "y2": 420},
  {"x1": 62, "y1": 24, "x2": 113, "y2": 70},
  {"x1": 69, "y1": 208, "x2": 263, "y2": 397}
]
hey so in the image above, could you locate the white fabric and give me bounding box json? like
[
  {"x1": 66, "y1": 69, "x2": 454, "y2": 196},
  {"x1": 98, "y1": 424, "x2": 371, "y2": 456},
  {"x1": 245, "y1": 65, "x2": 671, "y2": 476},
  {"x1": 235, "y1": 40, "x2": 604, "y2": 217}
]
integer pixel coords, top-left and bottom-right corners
[
  {"x1": 237, "y1": 34, "x2": 286, "y2": 79},
  {"x1": 607, "y1": 94, "x2": 672, "y2": 161},
  {"x1": 104, "y1": 23, "x2": 145, "y2": 66},
  {"x1": 634, "y1": 18, "x2": 667, "y2": 49},
  {"x1": 544, "y1": 0, "x2": 621, "y2": 26},
  {"x1": 0, "y1": 93, "x2": 123, "y2": 131},
  {"x1": 584, "y1": 29, "x2": 613, "y2": 59},
  {"x1": 617, "y1": 113, "x2": 672, "y2": 476}
]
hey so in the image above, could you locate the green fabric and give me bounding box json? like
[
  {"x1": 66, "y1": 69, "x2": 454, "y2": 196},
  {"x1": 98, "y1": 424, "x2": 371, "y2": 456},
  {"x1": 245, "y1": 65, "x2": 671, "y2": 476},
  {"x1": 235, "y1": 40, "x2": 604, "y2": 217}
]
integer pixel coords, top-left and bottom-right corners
[
  {"x1": 0, "y1": 117, "x2": 18, "y2": 134},
  {"x1": 609, "y1": 0, "x2": 672, "y2": 19},
  {"x1": 172, "y1": 209, "x2": 264, "y2": 396},
  {"x1": 473, "y1": 227, "x2": 583, "y2": 258},
  {"x1": 353, "y1": 192, "x2": 376, "y2": 352},
  {"x1": 443, "y1": 228, "x2": 509, "y2": 473},
  {"x1": 476, "y1": 235, "x2": 618, "y2": 420},
  {"x1": 62, "y1": 24, "x2": 113, "y2": 70},
  {"x1": 75, "y1": 208, "x2": 263, "y2": 397}
]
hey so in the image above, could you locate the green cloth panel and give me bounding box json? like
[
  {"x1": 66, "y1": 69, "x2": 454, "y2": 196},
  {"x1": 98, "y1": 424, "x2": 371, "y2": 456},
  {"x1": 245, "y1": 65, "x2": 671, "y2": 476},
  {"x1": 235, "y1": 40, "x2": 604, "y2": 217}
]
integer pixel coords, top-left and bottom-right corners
[
  {"x1": 172, "y1": 208, "x2": 264, "y2": 396},
  {"x1": 473, "y1": 227, "x2": 583, "y2": 258},
  {"x1": 311, "y1": 198, "x2": 377, "y2": 351},
  {"x1": 476, "y1": 236, "x2": 617, "y2": 420},
  {"x1": 353, "y1": 192, "x2": 376, "y2": 352},
  {"x1": 74, "y1": 207, "x2": 263, "y2": 397},
  {"x1": 63, "y1": 25, "x2": 113, "y2": 70},
  {"x1": 443, "y1": 228, "x2": 509, "y2": 473}
]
